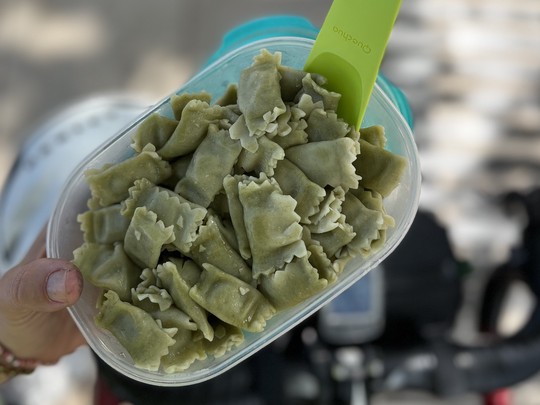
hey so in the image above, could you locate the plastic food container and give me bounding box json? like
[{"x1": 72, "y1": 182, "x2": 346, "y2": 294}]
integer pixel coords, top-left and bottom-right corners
[{"x1": 47, "y1": 36, "x2": 421, "y2": 386}]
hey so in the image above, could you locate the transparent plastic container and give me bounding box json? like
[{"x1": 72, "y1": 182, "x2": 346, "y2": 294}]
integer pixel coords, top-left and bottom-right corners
[{"x1": 47, "y1": 36, "x2": 421, "y2": 386}]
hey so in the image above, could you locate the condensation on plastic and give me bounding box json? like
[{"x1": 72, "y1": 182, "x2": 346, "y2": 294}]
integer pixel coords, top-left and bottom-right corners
[{"x1": 47, "y1": 36, "x2": 421, "y2": 387}]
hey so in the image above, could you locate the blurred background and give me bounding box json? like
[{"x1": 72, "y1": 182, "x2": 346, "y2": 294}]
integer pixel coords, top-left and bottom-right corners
[{"x1": 1, "y1": 0, "x2": 539, "y2": 404}]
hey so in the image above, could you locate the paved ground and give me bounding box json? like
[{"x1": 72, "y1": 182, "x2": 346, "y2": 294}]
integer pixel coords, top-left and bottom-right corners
[{"x1": 1, "y1": 1, "x2": 540, "y2": 404}]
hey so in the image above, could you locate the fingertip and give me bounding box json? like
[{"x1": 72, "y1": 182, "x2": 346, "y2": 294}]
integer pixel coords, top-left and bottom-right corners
[
  {"x1": 63, "y1": 264, "x2": 83, "y2": 305},
  {"x1": 0, "y1": 258, "x2": 82, "y2": 311},
  {"x1": 45, "y1": 260, "x2": 83, "y2": 305}
]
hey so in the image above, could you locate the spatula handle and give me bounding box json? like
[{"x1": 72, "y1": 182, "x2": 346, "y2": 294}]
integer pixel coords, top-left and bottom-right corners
[{"x1": 305, "y1": 0, "x2": 401, "y2": 129}]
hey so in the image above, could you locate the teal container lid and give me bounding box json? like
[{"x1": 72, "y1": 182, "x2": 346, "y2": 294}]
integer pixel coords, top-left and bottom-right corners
[{"x1": 206, "y1": 15, "x2": 413, "y2": 128}]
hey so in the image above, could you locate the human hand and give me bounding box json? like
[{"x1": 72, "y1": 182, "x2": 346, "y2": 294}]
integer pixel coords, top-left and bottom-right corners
[{"x1": 0, "y1": 228, "x2": 86, "y2": 365}]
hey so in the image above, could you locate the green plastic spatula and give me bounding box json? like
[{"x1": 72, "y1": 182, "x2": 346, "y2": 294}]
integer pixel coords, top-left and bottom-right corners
[{"x1": 305, "y1": 0, "x2": 401, "y2": 130}]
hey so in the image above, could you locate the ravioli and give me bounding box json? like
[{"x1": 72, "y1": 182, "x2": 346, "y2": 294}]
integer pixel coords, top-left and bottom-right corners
[
  {"x1": 73, "y1": 49, "x2": 408, "y2": 374},
  {"x1": 189, "y1": 263, "x2": 275, "y2": 332},
  {"x1": 85, "y1": 145, "x2": 171, "y2": 207},
  {"x1": 95, "y1": 290, "x2": 175, "y2": 372},
  {"x1": 238, "y1": 175, "x2": 306, "y2": 278},
  {"x1": 175, "y1": 124, "x2": 242, "y2": 207}
]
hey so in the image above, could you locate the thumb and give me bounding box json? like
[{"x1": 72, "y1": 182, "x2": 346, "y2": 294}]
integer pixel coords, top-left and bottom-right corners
[{"x1": 0, "y1": 258, "x2": 83, "y2": 313}]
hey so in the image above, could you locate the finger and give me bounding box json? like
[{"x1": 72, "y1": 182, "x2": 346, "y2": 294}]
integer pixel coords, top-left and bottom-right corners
[{"x1": 0, "y1": 258, "x2": 83, "y2": 313}]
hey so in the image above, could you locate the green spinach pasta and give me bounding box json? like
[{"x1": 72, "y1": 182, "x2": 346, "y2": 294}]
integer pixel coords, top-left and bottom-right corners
[{"x1": 73, "y1": 49, "x2": 408, "y2": 373}]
